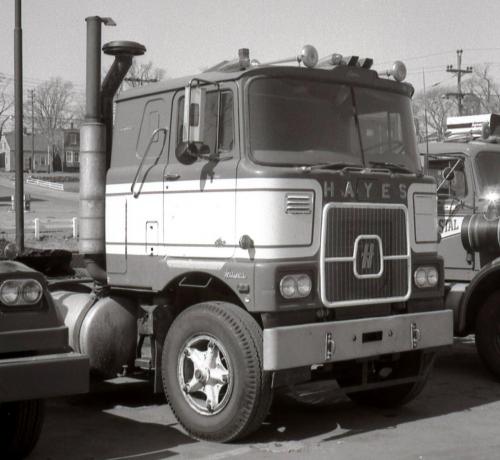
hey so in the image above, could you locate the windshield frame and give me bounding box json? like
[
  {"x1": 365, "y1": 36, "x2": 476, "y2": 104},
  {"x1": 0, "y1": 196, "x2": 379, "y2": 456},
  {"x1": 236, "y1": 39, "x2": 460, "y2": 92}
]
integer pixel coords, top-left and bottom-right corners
[{"x1": 243, "y1": 72, "x2": 421, "y2": 173}]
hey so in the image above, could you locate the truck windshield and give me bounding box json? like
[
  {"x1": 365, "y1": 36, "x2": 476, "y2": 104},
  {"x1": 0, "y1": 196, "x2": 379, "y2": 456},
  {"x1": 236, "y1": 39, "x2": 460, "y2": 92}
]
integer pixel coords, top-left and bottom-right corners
[
  {"x1": 475, "y1": 151, "x2": 500, "y2": 197},
  {"x1": 248, "y1": 77, "x2": 420, "y2": 173}
]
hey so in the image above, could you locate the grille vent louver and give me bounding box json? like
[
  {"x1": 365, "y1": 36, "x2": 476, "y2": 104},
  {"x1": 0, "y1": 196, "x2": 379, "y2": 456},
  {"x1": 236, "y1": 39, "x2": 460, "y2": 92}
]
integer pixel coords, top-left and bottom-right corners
[{"x1": 285, "y1": 192, "x2": 313, "y2": 214}]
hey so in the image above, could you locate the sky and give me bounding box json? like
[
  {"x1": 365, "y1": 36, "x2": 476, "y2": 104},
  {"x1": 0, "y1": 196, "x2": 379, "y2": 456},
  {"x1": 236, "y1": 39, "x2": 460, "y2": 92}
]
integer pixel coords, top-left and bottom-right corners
[{"x1": 1, "y1": 0, "x2": 500, "y2": 102}]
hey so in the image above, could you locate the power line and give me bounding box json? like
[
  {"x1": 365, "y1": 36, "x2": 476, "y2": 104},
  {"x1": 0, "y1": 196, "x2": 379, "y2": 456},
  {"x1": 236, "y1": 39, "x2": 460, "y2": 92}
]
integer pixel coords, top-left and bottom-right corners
[
  {"x1": 445, "y1": 49, "x2": 473, "y2": 115},
  {"x1": 378, "y1": 50, "x2": 456, "y2": 66}
]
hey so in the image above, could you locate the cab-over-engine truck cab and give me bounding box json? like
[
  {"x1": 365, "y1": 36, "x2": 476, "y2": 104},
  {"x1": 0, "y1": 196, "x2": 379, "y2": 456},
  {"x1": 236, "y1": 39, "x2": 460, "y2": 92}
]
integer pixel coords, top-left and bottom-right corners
[
  {"x1": 420, "y1": 133, "x2": 500, "y2": 378},
  {"x1": 54, "y1": 16, "x2": 452, "y2": 443},
  {"x1": 0, "y1": 259, "x2": 88, "y2": 458}
]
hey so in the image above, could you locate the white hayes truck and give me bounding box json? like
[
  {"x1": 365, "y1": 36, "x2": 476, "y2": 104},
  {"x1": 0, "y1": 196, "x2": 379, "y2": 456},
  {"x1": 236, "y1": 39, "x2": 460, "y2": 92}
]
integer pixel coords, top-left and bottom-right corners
[{"x1": 52, "y1": 16, "x2": 453, "y2": 442}]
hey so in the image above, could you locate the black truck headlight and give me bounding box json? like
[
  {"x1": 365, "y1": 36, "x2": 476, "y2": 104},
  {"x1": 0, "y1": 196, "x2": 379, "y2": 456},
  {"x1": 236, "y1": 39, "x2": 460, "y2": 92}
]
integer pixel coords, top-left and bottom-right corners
[
  {"x1": 413, "y1": 266, "x2": 438, "y2": 289},
  {"x1": 0, "y1": 279, "x2": 43, "y2": 306},
  {"x1": 280, "y1": 274, "x2": 312, "y2": 299}
]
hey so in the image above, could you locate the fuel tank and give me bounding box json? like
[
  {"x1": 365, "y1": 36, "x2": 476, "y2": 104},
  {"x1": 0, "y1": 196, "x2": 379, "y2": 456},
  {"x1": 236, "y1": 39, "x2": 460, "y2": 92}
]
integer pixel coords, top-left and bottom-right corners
[
  {"x1": 461, "y1": 213, "x2": 500, "y2": 253},
  {"x1": 52, "y1": 291, "x2": 137, "y2": 378}
]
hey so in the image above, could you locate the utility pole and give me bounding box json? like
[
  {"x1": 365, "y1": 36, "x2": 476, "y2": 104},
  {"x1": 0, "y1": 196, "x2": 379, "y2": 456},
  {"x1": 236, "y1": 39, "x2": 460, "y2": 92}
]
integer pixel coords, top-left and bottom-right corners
[
  {"x1": 446, "y1": 49, "x2": 473, "y2": 116},
  {"x1": 14, "y1": 0, "x2": 24, "y2": 252},
  {"x1": 29, "y1": 88, "x2": 34, "y2": 172}
]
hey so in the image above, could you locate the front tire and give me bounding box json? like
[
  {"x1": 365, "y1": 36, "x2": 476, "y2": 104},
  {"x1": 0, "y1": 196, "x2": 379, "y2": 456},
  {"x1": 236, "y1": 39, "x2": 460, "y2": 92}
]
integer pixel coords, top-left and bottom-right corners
[
  {"x1": 162, "y1": 302, "x2": 272, "y2": 442},
  {"x1": 476, "y1": 290, "x2": 500, "y2": 379},
  {"x1": 0, "y1": 399, "x2": 45, "y2": 459}
]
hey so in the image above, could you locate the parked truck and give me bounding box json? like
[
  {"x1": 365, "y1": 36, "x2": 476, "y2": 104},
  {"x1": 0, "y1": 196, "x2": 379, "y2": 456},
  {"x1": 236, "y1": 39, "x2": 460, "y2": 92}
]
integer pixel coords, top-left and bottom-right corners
[
  {"x1": 0, "y1": 250, "x2": 88, "y2": 458},
  {"x1": 420, "y1": 116, "x2": 500, "y2": 378},
  {"x1": 49, "y1": 16, "x2": 453, "y2": 442}
]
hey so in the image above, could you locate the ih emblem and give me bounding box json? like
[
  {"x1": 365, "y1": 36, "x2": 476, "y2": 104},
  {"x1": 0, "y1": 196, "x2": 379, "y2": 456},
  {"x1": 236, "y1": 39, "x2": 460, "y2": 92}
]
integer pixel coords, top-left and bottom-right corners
[
  {"x1": 354, "y1": 235, "x2": 383, "y2": 279},
  {"x1": 361, "y1": 241, "x2": 376, "y2": 270}
]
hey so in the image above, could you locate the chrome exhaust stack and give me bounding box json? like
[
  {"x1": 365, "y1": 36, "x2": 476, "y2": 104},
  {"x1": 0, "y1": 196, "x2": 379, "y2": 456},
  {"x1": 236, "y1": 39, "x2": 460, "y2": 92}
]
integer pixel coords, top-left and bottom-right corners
[{"x1": 80, "y1": 16, "x2": 145, "y2": 284}]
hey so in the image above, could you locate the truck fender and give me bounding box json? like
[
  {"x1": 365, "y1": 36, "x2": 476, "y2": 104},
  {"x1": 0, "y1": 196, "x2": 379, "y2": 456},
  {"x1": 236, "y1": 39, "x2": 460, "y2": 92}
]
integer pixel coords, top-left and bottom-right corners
[{"x1": 457, "y1": 257, "x2": 500, "y2": 334}]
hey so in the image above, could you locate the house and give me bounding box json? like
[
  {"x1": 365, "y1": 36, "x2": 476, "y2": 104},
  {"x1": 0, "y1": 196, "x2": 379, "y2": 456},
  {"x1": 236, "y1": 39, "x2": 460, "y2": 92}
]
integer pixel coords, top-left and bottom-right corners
[
  {"x1": 0, "y1": 132, "x2": 51, "y2": 172},
  {"x1": 62, "y1": 128, "x2": 80, "y2": 172},
  {"x1": 0, "y1": 128, "x2": 80, "y2": 173}
]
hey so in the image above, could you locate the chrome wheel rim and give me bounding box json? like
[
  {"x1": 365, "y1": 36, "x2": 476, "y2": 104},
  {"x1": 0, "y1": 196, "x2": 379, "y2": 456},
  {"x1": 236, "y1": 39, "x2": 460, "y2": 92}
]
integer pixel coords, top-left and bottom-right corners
[{"x1": 177, "y1": 334, "x2": 233, "y2": 415}]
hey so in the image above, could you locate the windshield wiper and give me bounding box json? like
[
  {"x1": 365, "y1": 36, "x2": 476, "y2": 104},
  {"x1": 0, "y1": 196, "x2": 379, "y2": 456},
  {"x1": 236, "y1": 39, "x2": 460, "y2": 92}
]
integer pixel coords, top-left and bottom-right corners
[
  {"x1": 368, "y1": 161, "x2": 414, "y2": 174},
  {"x1": 304, "y1": 161, "x2": 363, "y2": 171}
]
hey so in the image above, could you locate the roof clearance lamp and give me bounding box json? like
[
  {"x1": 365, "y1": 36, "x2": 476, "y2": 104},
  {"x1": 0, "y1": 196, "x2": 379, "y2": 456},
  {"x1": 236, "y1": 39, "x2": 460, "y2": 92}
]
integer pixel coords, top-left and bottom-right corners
[{"x1": 380, "y1": 60, "x2": 407, "y2": 82}]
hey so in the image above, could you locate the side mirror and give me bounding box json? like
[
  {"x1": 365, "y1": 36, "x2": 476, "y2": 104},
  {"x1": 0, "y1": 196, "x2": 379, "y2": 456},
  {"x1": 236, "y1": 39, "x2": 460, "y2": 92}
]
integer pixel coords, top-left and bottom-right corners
[
  {"x1": 183, "y1": 85, "x2": 206, "y2": 144},
  {"x1": 175, "y1": 141, "x2": 210, "y2": 165},
  {"x1": 442, "y1": 166, "x2": 455, "y2": 182}
]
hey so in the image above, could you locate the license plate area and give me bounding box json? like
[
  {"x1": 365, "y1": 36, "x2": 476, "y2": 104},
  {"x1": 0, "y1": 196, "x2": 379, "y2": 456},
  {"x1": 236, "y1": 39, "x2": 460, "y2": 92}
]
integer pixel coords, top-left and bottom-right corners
[{"x1": 362, "y1": 330, "x2": 383, "y2": 343}]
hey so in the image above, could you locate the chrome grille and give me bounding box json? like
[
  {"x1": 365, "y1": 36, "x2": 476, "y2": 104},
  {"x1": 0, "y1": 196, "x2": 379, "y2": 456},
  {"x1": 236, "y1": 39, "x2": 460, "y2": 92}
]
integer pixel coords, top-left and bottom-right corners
[{"x1": 320, "y1": 203, "x2": 410, "y2": 307}]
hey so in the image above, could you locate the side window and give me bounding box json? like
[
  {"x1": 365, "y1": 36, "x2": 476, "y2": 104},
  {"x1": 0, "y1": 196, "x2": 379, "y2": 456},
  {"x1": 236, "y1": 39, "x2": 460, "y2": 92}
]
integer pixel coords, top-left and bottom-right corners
[
  {"x1": 428, "y1": 159, "x2": 467, "y2": 199},
  {"x1": 150, "y1": 111, "x2": 160, "y2": 142},
  {"x1": 136, "y1": 98, "x2": 168, "y2": 164},
  {"x1": 177, "y1": 91, "x2": 234, "y2": 155}
]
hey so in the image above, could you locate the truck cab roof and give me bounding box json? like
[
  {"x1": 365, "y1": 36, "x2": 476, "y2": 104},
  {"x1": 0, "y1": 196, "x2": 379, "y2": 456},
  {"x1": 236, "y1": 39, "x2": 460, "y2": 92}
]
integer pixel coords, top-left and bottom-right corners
[
  {"x1": 116, "y1": 64, "x2": 414, "y2": 102},
  {"x1": 419, "y1": 140, "x2": 500, "y2": 160}
]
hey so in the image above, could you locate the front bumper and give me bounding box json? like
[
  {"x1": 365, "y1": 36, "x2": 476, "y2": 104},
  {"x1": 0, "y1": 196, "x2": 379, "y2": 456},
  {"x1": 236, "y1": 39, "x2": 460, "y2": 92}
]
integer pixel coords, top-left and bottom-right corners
[
  {"x1": 263, "y1": 309, "x2": 453, "y2": 371},
  {"x1": 0, "y1": 352, "x2": 89, "y2": 402}
]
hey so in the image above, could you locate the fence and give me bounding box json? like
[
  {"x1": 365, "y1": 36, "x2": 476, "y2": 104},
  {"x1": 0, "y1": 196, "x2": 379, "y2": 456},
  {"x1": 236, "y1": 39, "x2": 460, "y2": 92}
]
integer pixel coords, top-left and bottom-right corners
[
  {"x1": 26, "y1": 177, "x2": 64, "y2": 191},
  {"x1": 0, "y1": 217, "x2": 78, "y2": 240},
  {"x1": 33, "y1": 217, "x2": 78, "y2": 240}
]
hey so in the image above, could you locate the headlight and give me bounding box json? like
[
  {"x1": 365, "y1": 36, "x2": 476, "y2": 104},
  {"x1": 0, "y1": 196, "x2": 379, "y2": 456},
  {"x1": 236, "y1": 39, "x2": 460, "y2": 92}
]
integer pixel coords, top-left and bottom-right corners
[
  {"x1": 21, "y1": 280, "x2": 43, "y2": 304},
  {"x1": 0, "y1": 280, "x2": 20, "y2": 305},
  {"x1": 280, "y1": 274, "x2": 312, "y2": 299},
  {"x1": 413, "y1": 266, "x2": 439, "y2": 289},
  {"x1": 297, "y1": 275, "x2": 312, "y2": 297},
  {"x1": 0, "y1": 279, "x2": 43, "y2": 306}
]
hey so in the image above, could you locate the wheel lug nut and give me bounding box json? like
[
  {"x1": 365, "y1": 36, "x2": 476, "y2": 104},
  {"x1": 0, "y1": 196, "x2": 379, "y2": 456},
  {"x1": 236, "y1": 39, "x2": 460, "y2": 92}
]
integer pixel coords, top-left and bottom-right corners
[{"x1": 183, "y1": 385, "x2": 189, "y2": 393}]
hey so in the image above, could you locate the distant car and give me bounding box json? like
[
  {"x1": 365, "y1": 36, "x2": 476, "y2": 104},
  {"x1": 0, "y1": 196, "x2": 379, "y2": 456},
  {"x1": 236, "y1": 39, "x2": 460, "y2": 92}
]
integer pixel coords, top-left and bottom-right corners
[{"x1": 0, "y1": 259, "x2": 88, "y2": 458}]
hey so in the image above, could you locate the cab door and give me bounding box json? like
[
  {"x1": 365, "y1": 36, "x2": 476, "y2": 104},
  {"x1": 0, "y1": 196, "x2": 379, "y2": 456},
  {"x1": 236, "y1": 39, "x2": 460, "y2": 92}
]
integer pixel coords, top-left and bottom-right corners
[
  {"x1": 126, "y1": 96, "x2": 171, "y2": 261},
  {"x1": 163, "y1": 83, "x2": 238, "y2": 259},
  {"x1": 431, "y1": 155, "x2": 475, "y2": 275}
]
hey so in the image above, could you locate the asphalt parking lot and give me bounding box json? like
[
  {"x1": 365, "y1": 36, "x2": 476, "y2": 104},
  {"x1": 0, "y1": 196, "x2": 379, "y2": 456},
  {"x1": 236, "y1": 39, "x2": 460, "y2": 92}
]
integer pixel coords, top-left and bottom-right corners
[{"x1": 30, "y1": 337, "x2": 500, "y2": 460}]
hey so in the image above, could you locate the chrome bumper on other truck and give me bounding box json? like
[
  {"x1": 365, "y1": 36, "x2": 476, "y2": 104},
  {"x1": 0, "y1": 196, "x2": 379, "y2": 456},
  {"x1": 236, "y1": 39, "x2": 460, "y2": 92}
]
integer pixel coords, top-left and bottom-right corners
[
  {"x1": 0, "y1": 352, "x2": 89, "y2": 402},
  {"x1": 263, "y1": 310, "x2": 453, "y2": 371}
]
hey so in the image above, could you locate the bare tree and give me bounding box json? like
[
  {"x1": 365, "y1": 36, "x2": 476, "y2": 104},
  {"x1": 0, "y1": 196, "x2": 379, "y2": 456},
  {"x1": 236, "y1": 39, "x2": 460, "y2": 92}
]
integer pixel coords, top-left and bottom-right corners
[
  {"x1": 413, "y1": 86, "x2": 456, "y2": 141},
  {"x1": 23, "y1": 78, "x2": 76, "y2": 172},
  {"x1": 462, "y1": 64, "x2": 500, "y2": 114},
  {"x1": 123, "y1": 60, "x2": 166, "y2": 88},
  {"x1": 29, "y1": 78, "x2": 75, "y2": 144},
  {"x1": 0, "y1": 79, "x2": 13, "y2": 139}
]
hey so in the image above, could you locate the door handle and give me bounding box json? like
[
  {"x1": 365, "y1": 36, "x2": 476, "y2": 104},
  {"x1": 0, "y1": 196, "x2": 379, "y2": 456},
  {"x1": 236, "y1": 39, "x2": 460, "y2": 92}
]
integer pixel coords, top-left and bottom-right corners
[{"x1": 164, "y1": 173, "x2": 180, "y2": 181}]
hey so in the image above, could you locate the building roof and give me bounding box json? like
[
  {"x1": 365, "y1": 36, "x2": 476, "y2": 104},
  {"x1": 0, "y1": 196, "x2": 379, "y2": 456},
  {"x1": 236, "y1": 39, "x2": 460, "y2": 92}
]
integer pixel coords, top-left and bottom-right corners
[{"x1": 4, "y1": 131, "x2": 52, "y2": 153}]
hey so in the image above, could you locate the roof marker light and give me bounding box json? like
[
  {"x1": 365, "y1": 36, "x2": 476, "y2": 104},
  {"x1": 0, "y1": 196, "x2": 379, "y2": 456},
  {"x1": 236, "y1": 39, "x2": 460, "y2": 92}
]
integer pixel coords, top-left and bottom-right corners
[
  {"x1": 342, "y1": 55, "x2": 359, "y2": 66},
  {"x1": 317, "y1": 53, "x2": 343, "y2": 67},
  {"x1": 381, "y1": 60, "x2": 407, "y2": 82},
  {"x1": 358, "y1": 57, "x2": 374, "y2": 69},
  {"x1": 297, "y1": 45, "x2": 319, "y2": 68}
]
